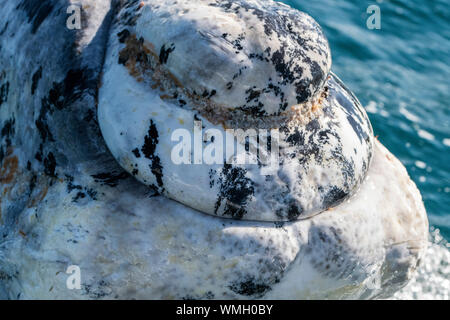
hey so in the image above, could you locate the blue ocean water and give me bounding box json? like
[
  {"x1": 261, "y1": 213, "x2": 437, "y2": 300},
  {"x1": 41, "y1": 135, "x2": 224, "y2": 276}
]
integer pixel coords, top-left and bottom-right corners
[{"x1": 282, "y1": 0, "x2": 450, "y2": 240}]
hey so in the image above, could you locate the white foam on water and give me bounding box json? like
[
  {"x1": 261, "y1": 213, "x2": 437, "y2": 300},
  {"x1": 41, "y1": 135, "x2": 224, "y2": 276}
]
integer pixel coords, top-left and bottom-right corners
[
  {"x1": 399, "y1": 104, "x2": 420, "y2": 123},
  {"x1": 414, "y1": 161, "x2": 426, "y2": 169},
  {"x1": 379, "y1": 110, "x2": 389, "y2": 118},
  {"x1": 365, "y1": 101, "x2": 378, "y2": 114},
  {"x1": 417, "y1": 129, "x2": 435, "y2": 141},
  {"x1": 443, "y1": 138, "x2": 450, "y2": 147},
  {"x1": 390, "y1": 228, "x2": 450, "y2": 300}
]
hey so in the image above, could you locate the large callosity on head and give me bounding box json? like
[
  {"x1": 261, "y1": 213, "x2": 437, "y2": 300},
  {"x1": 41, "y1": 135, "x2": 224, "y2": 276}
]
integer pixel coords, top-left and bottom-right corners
[
  {"x1": 140, "y1": 0, "x2": 332, "y2": 115},
  {"x1": 99, "y1": 0, "x2": 373, "y2": 221}
]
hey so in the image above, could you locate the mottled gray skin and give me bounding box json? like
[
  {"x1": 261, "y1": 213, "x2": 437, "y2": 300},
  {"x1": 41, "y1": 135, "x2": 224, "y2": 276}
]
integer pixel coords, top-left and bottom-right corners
[{"x1": 0, "y1": 0, "x2": 427, "y2": 299}]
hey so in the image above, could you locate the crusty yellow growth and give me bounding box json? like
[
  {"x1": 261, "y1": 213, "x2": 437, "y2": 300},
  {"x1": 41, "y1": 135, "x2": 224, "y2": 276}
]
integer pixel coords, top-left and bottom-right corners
[{"x1": 0, "y1": 148, "x2": 18, "y2": 184}]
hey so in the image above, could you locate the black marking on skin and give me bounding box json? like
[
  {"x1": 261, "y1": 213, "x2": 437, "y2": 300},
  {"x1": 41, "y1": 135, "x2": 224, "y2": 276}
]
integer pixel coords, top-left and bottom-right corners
[
  {"x1": 209, "y1": 0, "x2": 330, "y2": 113},
  {"x1": 0, "y1": 148, "x2": 3, "y2": 164},
  {"x1": 118, "y1": 53, "x2": 128, "y2": 65},
  {"x1": 43, "y1": 152, "x2": 56, "y2": 177},
  {"x1": 0, "y1": 81, "x2": 9, "y2": 106},
  {"x1": 331, "y1": 148, "x2": 355, "y2": 190},
  {"x1": 35, "y1": 144, "x2": 43, "y2": 162},
  {"x1": 274, "y1": 221, "x2": 285, "y2": 228},
  {"x1": 1, "y1": 118, "x2": 15, "y2": 147},
  {"x1": 82, "y1": 280, "x2": 111, "y2": 299},
  {"x1": 214, "y1": 164, "x2": 254, "y2": 219},
  {"x1": 47, "y1": 68, "x2": 92, "y2": 110},
  {"x1": 141, "y1": 120, "x2": 158, "y2": 160},
  {"x1": 0, "y1": 270, "x2": 13, "y2": 281},
  {"x1": 16, "y1": 0, "x2": 55, "y2": 34},
  {"x1": 117, "y1": 29, "x2": 130, "y2": 43},
  {"x1": 294, "y1": 79, "x2": 310, "y2": 104},
  {"x1": 83, "y1": 109, "x2": 95, "y2": 123},
  {"x1": 231, "y1": 65, "x2": 248, "y2": 81},
  {"x1": 29, "y1": 174, "x2": 37, "y2": 193},
  {"x1": 119, "y1": 0, "x2": 144, "y2": 27},
  {"x1": 229, "y1": 277, "x2": 272, "y2": 297},
  {"x1": 304, "y1": 119, "x2": 324, "y2": 163},
  {"x1": 141, "y1": 120, "x2": 164, "y2": 190},
  {"x1": 331, "y1": 77, "x2": 370, "y2": 144},
  {"x1": 281, "y1": 110, "x2": 359, "y2": 211},
  {"x1": 31, "y1": 66, "x2": 42, "y2": 95},
  {"x1": 181, "y1": 291, "x2": 215, "y2": 300},
  {"x1": 320, "y1": 186, "x2": 348, "y2": 209},
  {"x1": 209, "y1": 169, "x2": 216, "y2": 188},
  {"x1": 66, "y1": 175, "x2": 82, "y2": 192},
  {"x1": 306, "y1": 118, "x2": 321, "y2": 133},
  {"x1": 334, "y1": 88, "x2": 367, "y2": 144},
  {"x1": 35, "y1": 103, "x2": 54, "y2": 143},
  {"x1": 237, "y1": 102, "x2": 266, "y2": 117},
  {"x1": 284, "y1": 121, "x2": 322, "y2": 165},
  {"x1": 149, "y1": 154, "x2": 164, "y2": 189},
  {"x1": 77, "y1": 190, "x2": 95, "y2": 202},
  {"x1": 36, "y1": 68, "x2": 93, "y2": 143},
  {"x1": 273, "y1": 194, "x2": 304, "y2": 221},
  {"x1": 92, "y1": 171, "x2": 129, "y2": 187},
  {"x1": 271, "y1": 47, "x2": 295, "y2": 84},
  {"x1": 132, "y1": 148, "x2": 141, "y2": 158},
  {"x1": 249, "y1": 52, "x2": 268, "y2": 62},
  {"x1": 309, "y1": 60, "x2": 325, "y2": 92},
  {"x1": 345, "y1": 115, "x2": 366, "y2": 144},
  {"x1": 318, "y1": 129, "x2": 338, "y2": 145},
  {"x1": 287, "y1": 202, "x2": 302, "y2": 221},
  {"x1": 306, "y1": 225, "x2": 356, "y2": 279},
  {"x1": 41, "y1": 68, "x2": 92, "y2": 111},
  {"x1": 0, "y1": 21, "x2": 8, "y2": 36},
  {"x1": 72, "y1": 192, "x2": 86, "y2": 202},
  {"x1": 159, "y1": 43, "x2": 175, "y2": 64},
  {"x1": 123, "y1": 0, "x2": 142, "y2": 10},
  {"x1": 232, "y1": 33, "x2": 245, "y2": 52},
  {"x1": 245, "y1": 88, "x2": 261, "y2": 103},
  {"x1": 201, "y1": 89, "x2": 217, "y2": 99},
  {"x1": 267, "y1": 82, "x2": 288, "y2": 111},
  {"x1": 65, "y1": 175, "x2": 97, "y2": 202}
]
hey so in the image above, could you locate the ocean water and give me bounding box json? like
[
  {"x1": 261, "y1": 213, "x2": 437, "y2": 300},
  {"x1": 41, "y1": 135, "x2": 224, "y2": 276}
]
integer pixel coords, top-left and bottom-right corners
[{"x1": 280, "y1": 0, "x2": 449, "y2": 299}]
